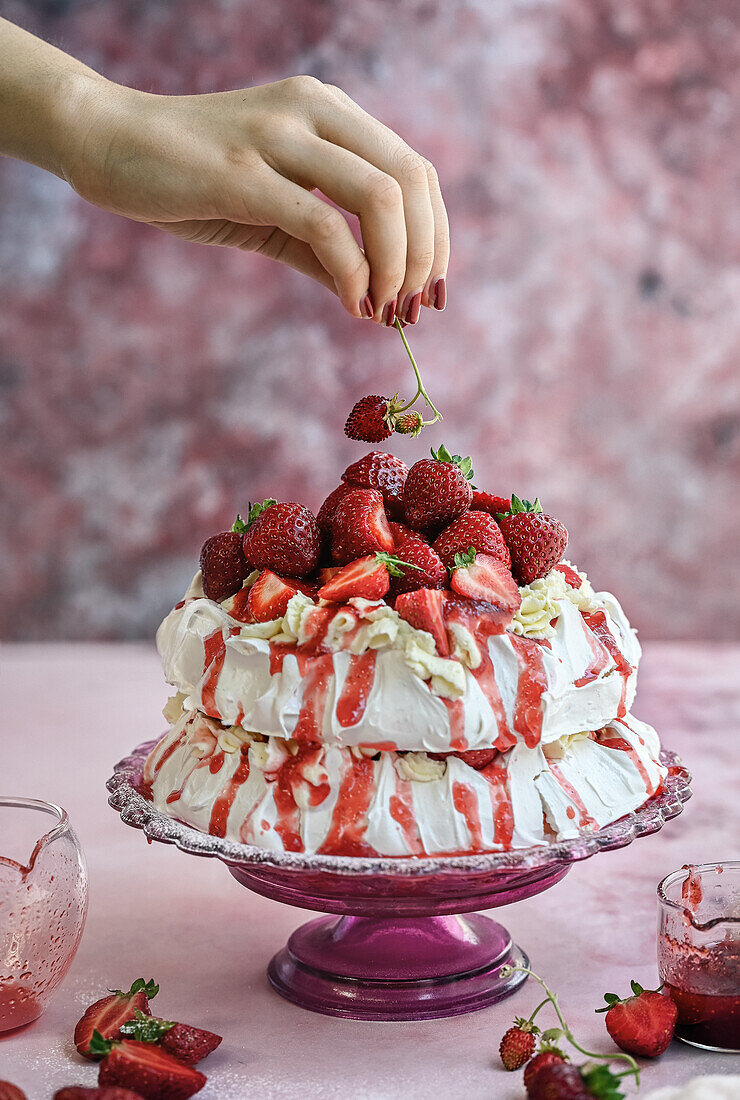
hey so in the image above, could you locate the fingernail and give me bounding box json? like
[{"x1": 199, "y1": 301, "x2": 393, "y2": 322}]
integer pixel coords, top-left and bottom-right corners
[
  {"x1": 400, "y1": 290, "x2": 422, "y2": 325},
  {"x1": 382, "y1": 298, "x2": 398, "y2": 327},
  {"x1": 431, "y1": 277, "x2": 447, "y2": 311}
]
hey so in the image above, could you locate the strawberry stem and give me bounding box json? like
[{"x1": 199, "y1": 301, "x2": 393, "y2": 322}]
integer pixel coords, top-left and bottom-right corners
[
  {"x1": 500, "y1": 966, "x2": 640, "y2": 1085},
  {"x1": 394, "y1": 319, "x2": 442, "y2": 426}
]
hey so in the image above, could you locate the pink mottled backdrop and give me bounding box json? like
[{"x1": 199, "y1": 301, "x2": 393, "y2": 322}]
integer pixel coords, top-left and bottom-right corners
[{"x1": 1, "y1": 0, "x2": 738, "y2": 642}]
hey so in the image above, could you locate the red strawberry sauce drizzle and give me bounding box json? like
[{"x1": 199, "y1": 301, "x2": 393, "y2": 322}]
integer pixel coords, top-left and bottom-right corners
[
  {"x1": 488, "y1": 764, "x2": 514, "y2": 847},
  {"x1": 548, "y1": 762, "x2": 597, "y2": 828},
  {"x1": 209, "y1": 744, "x2": 251, "y2": 837},
  {"x1": 266, "y1": 744, "x2": 329, "y2": 851},
  {"x1": 336, "y1": 651, "x2": 377, "y2": 727},
  {"x1": 605, "y1": 722, "x2": 655, "y2": 794},
  {"x1": 508, "y1": 636, "x2": 547, "y2": 747},
  {"x1": 201, "y1": 626, "x2": 240, "y2": 718},
  {"x1": 469, "y1": 644, "x2": 516, "y2": 751},
  {"x1": 318, "y1": 755, "x2": 377, "y2": 856},
  {"x1": 443, "y1": 698, "x2": 468, "y2": 750},
  {"x1": 292, "y1": 653, "x2": 335, "y2": 743},
  {"x1": 389, "y1": 779, "x2": 424, "y2": 855},
  {"x1": 581, "y1": 610, "x2": 632, "y2": 717},
  {"x1": 574, "y1": 612, "x2": 612, "y2": 688},
  {"x1": 452, "y1": 780, "x2": 484, "y2": 849}
]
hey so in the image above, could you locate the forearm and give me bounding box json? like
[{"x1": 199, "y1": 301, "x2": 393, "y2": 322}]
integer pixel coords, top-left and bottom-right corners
[{"x1": 0, "y1": 16, "x2": 106, "y2": 178}]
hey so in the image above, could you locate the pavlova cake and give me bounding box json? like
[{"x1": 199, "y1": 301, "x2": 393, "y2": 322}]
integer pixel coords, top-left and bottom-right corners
[{"x1": 143, "y1": 445, "x2": 665, "y2": 858}]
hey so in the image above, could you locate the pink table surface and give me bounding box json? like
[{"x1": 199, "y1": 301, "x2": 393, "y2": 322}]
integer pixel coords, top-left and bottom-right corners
[{"x1": 1, "y1": 642, "x2": 739, "y2": 1098}]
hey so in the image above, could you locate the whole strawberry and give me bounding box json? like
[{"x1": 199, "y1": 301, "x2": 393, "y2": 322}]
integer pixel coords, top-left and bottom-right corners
[
  {"x1": 395, "y1": 411, "x2": 422, "y2": 436},
  {"x1": 497, "y1": 495, "x2": 568, "y2": 584},
  {"x1": 499, "y1": 1018, "x2": 538, "y2": 1070},
  {"x1": 403, "y1": 445, "x2": 474, "y2": 532},
  {"x1": 0, "y1": 1084, "x2": 27, "y2": 1100},
  {"x1": 388, "y1": 536, "x2": 446, "y2": 596},
  {"x1": 199, "y1": 518, "x2": 250, "y2": 603},
  {"x1": 330, "y1": 488, "x2": 395, "y2": 564},
  {"x1": 344, "y1": 395, "x2": 394, "y2": 442},
  {"x1": 598, "y1": 981, "x2": 677, "y2": 1058},
  {"x1": 525, "y1": 1062, "x2": 590, "y2": 1099},
  {"x1": 433, "y1": 511, "x2": 510, "y2": 570},
  {"x1": 120, "y1": 1009, "x2": 222, "y2": 1066},
  {"x1": 242, "y1": 500, "x2": 321, "y2": 578},
  {"x1": 471, "y1": 489, "x2": 511, "y2": 517},
  {"x1": 523, "y1": 1050, "x2": 567, "y2": 1093},
  {"x1": 316, "y1": 484, "x2": 356, "y2": 539},
  {"x1": 342, "y1": 451, "x2": 409, "y2": 519}
]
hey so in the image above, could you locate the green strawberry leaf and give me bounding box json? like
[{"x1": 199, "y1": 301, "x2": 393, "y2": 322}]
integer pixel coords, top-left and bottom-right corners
[
  {"x1": 120, "y1": 1007, "x2": 176, "y2": 1043},
  {"x1": 630, "y1": 980, "x2": 644, "y2": 997},
  {"x1": 497, "y1": 494, "x2": 543, "y2": 519},
  {"x1": 245, "y1": 499, "x2": 277, "y2": 527},
  {"x1": 110, "y1": 978, "x2": 159, "y2": 1000},
  {"x1": 580, "y1": 1064, "x2": 627, "y2": 1100},
  {"x1": 595, "y1": 992, "x2": 622, "y2": 1013},
  {"x1": 451, "y1": 546, "x2": 477, "y2": 572},
  {"x1": 375, "y1": 552, "x2": 423, "y2": 578},
  {"x1": 89, "y1": 1029, "x2": 115, "y2": 1058},
  {"x1": 430, "y1": 444, "x2": 474, "y2": 482},
  {"x1": 232, "y1": 514, "x2": 249, "y2": 534}
]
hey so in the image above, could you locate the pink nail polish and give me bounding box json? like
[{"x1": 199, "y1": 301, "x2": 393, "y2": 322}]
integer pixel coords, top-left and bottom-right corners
[
  {"x1": 432, "y1": 277, "x2": 447, "y2": 311},
  {"x1": 360, "y1": 293, "x2": 374, "y2": 318},
  {"x1": 401, "y1": 290, "x2": 422, "y2": 325},
  {"x1": 382, "y1": 298, "x2": 398, "y2": 327}
]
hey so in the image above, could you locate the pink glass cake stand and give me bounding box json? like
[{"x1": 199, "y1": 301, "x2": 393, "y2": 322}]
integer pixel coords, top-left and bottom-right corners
[{"x1": 107, "y1": 741, "x2": 691, "y2": 1021}]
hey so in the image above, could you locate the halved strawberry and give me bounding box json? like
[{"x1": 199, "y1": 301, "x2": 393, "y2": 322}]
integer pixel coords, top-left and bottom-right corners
[
  {"x1": 54, "y1": 1089, "x2": 143, "y2": 1100},
  {"x1": 450, "y1": 552, "x2": 522, "y2": 618},
  {"x1": 246, "y1": 570, "x2": 306, "y2": 623},
  {"x1": 395, "y1": 589, "x2": 450, "y2": 656},
  {"x1": 74, "y1": 979, "x2": 158, "y2": 1061},
  {"x1": 318, "y1": 553, "x2": 419, "y2": 602},
  {"x1": 428, "y1": 749, "x2": 499, "y2": 770},
  {"x1": 120, "y1": 1009, "x2": 222, "y2": 1066},
  {"x1": 91, "y1": 1033, "x2": 205, "y2": 1100},
  {"x1": 330, "y1": 488, "x2": 395, "y2": 565},
  {"x1": 317, "y1": 566, "x2": 343, "y2": 585}
]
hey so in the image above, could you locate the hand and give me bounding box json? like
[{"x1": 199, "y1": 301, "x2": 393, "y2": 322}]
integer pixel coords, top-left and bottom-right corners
[{"x1": 64, "y1": 74, "x2": 450, "y2": 324}]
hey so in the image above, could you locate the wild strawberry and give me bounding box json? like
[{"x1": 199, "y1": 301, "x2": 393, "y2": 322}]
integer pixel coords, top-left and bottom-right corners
[
  {"x1": 598, "y1": 981, "x2": 677, "y2": 1058},
  {"x1": 199, "y1": 518, "x2": 250, "y2": 603},
  {"x1": 499, "y1": 1019, "x2": 538, "y2": 1070},
  {"x1": 525, "y1": 1063, "x2": 591, "y2": 1099},
  {"x1": 120, "y1": 1009, "x2": 222, "y2": 1066},
  {"x1": 433, "y1": 511, "x2": 510, "y2": 570},
  {"x1": 428, "y1": 749, "x2": 498, "y2": 770},
  {"x1": 342, "y1": 451, "x2": 409, "y2": 519},
  {"x1": 316, "y1": 484, "x2": 356, "y2": 538},
  {"x1": 330, "y1": 488, "x2": 395, "y2": 565},
  {"x1": 403, "y1": 445, "x2": 474, "y2": 531},
  {"x1": 344, "y1": 395, "x2": 394, "y2": 442},
  {"x1": 54, "y1": 1089, "x2": 143, "y2": 1100},
  {"x1": 523, "y1": 1050, "x2": 567, "y2": 1092},
  {"x1": 90, "y1": 1033, "x2": 206, "y2": 1099},
  {"x1": 395, "y1": 411, "x2": 423, "y2": 436},
  {"x1": 387, "y1": 536, "x2": 446, "y2": 597},
  {"x1": 241, "y1": 500, "x2": 321, "y2": 578},
  {"x1": 450, "y1": 551, "x2": 521, "y2": 615},
  {"x1": 318, "y1": 553, "x2": 418, "y2": 602},
  {"x1": 0, "y1": 1085, "x2": 27, "y2": 1100},
  {"x1": 497, "y1": 496, "x2": 568, "y2": 585},
  {"x1": 394, "y1": 589, "x2": 449, "y2": 656},
  {"x1": 244, "y1": 571, "x2": 306, "y2": 623},
  {"x1": 471, "y1": 489, "x2": 511, "y2": 517},
  {"x1": 74, "y1": 979, "x2": 158, "y2": 1061}
]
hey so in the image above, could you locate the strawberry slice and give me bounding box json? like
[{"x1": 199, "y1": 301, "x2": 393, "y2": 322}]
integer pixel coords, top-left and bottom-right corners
[
  {"x1": 245, "y1": 570, "x2": 306, "y2": 623},
  {"x1": 74, "y1": 980, "x2": 158, "y2": 1061},
  {"x1": 120, "y1": 1009, "x2": 222, "y2": 1066},
  {"x1": 91, "y1": 1032, "x2": 206, "y2": 1100},
  {"x1": 54, "y1": 1088, "x2": 144, "y2": 1099},
  {"x1": 395, "y1": 589, "x2": 450, "y2": 656},
  {"x1": 318, "y1": 553, "x2": 419, "y2": 602},
  {"x1": 450, "y1": 551, "x2": 521, "y2": 615}
]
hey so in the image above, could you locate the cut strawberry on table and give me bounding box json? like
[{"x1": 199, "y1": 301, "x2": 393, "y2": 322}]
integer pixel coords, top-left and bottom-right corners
[
  {"x1": 330, "y1": 487, "x2": 395, "y2": 564},
  {"x1": 245, "y1": 570, "x2": 305, "y2": 623},
  {"x1": 120, "y1": 1009, "x2": 222, "y2": 1066},
  {"x1": 403, "y1": 445, "x2": 474, "y2": 532},
  {"x1": 241, "y1": 500, "x2": 321, "y2": 578},
  {"x1": 433, "y1": 510, "x2": 510, "y2": 570},
  {"x1": 199, "y1": 520, "x2": 249, "y2": 603},
  {"x1": 317, "y1": 553, "x2": 419, "y2": 602},
  {"x1": 597, "y1": 980, "x2": 678, "y2": 1058},
  {"x1": 341, "y1": 451, "x2": 409, "y2": 519},
  {"x1": 449, "y1": 550, "x2": 522, "y2": 614},
  {"x1": 395, "y1": 589, "x2": 449, "y2": 656},
  {"x1": 74, "y1": 979, "x2": 158, "y2": 1061},
  {"x1": 54, "y1": 1088, "x2": 145, "y2": 1099},
  {"x1": 90, "y1": 1032, "x2": 206, "y2": 1100},
  {"x1": 497, "y1": 495, "x2": 568, "y2": 585}
]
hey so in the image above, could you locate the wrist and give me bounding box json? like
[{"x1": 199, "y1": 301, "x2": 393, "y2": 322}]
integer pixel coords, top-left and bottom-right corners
[{"x1": 53, "y1": 70, "x2": 122, "y2": 186}]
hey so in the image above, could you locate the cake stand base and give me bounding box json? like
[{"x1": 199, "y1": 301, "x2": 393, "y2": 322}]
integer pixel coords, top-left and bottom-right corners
[{"x1": 267, "y1": 913, "x2": 529, "y2": 1020}]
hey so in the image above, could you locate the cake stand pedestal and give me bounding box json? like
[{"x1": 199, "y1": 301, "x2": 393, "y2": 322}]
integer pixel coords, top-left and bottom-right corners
[{"x1": 108, "y1": 743, "x2": 690, "y2": 1021}]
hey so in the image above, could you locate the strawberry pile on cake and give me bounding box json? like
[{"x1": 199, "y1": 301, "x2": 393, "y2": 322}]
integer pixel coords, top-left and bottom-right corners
[{"x1": 144, "y1": 446, "x2": 665, "y2": 858}]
